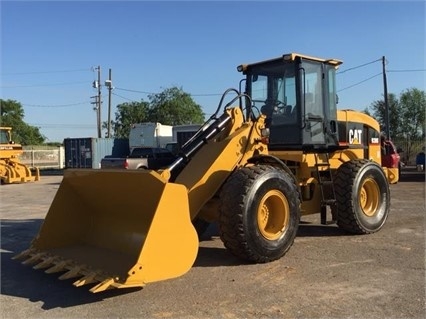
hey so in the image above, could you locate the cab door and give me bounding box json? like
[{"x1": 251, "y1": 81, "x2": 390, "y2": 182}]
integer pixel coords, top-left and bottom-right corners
[
  {"x1": 300, "y1": 60, "x2": 339, "y2": 150},
  {"x1": 301, "y1": 60, "x2": 326, "y2": 145}
]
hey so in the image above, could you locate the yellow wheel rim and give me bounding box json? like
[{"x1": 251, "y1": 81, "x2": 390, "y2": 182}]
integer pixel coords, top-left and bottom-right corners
[
  {"x1": 359, "y1": 177, "x2": 380, "y2": 217},
  {"x1": 257, "y1": 190, "x2": 289, "y2": 240}
]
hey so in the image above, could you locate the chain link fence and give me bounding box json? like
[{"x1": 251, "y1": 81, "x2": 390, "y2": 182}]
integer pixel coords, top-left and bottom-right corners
[
  {"x1": 17, "y1": 139, "x2": 424, "y2": 170},
  {"x1": 392, "y1": 138, "x2": 425, "y2": 166},
  {"x1": 20, "y1": 146, "x2": 65, "y2": 169}
]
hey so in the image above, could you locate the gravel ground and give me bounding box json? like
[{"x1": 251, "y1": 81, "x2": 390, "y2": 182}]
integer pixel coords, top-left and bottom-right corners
[{"x1": 1, "y1": 168, "x2": 424, "y2": 319}]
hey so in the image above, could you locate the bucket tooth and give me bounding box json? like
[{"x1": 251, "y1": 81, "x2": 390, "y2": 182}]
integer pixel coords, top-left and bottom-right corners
[
  {"x1": 21, "y1": 252, "x2": 47, "y2": 265},
  {"x1": 58, "y1": 265, "x2": 85, "y2": 280},
  {"x1": 14, "y1": 169, "x2": 199, "y2": 292},
  {"x1": 73, "y1": 271, "x2": 98, "y2": 287},
  {"x1": 12, "y1": 248, "x2": 35, "y2": 260},
  {"x1": 89, "y1": 278, "x2": 115, "y2": 293},
  {"x1": 45, "y1": 260, "x2": 72, "y2": 274},
  {"x1": 33, "y1": 256, "x2": 58, "y2": 270}
]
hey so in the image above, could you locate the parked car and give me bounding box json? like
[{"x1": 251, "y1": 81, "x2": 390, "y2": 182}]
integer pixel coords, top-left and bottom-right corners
[
  {"x1": 101, "y1": 147, "x2": 176, "y2": 170},
  {"x1": 416, "y1": 150, "x2": 425, "y2": 171}
]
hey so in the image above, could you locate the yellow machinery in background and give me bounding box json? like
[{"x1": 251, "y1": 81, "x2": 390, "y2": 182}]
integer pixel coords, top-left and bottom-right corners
[
  {"x1": 15, "y1": 53, "x2": 397, "y2": 292},
  {"x1": 0, "y1": 126, "x2": 40, "y2": 184}
]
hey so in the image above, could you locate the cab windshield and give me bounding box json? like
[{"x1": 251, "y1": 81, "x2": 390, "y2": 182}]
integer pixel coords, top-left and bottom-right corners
[
  {"x1": 249, "y1": 63, "x2": 297, "y2": 125},
  {"x1": 0, "y1": 130, "x2": 10, "y2": 144}
]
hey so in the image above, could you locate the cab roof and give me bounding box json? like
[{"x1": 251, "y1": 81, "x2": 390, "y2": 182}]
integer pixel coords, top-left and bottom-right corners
[{"x1": 237, "y1": 53, "x2": 343, "y2": 73}]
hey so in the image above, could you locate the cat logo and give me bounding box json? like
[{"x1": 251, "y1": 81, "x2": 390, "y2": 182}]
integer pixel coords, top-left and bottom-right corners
[{"x1": 349, "y1": 129, "x2": 362, "y2": 144}]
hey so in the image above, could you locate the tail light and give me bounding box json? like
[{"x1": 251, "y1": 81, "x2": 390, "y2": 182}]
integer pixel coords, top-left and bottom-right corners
[{"x1": 123, "y1": 159, "x2": 129, "y2": 169}]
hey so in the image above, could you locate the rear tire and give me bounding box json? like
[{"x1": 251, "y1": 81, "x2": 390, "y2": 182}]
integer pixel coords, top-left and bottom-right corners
[
  {"x1": 219, "y1": 165, "x2": 300, "y2": 263},
  {"x1": 334, "y1": 159, "x2": 390, "y2": 234}
]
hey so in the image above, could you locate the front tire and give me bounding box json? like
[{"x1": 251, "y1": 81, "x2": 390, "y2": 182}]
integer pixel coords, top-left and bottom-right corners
[
  {"x1": 219, "y1": 165, "x2": 300, "y2": 263},
  {"x1": 192, "y1": 217, "x2": 210, "y2": 239},
  {"x1": 334, "y1": 160, "x2": 390, "y2": 234}
]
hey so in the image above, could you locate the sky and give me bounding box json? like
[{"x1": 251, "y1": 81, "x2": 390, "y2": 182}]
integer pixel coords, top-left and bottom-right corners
[{"x1": 1, "y1": 0, "x2": 425, "y2": 143}]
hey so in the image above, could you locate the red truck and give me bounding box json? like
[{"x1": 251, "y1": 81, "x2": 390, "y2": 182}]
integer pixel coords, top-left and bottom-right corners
[{"x1": 381, "y1": 138, "x2": 401, "y2": 180}]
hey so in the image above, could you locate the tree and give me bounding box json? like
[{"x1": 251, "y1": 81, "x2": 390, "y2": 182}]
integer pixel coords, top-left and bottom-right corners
[
  {"x1": 366, "y1": 88, "x2": 425, "y2": 164},
  {"x1": 111, "y1": 87, "x2": 205, "y2": 138},
  {"x1": 0, "y1": 99, "x2": 45, "y2": 145},
  {"x1": 399, "y1": 88, "x2": 425, "y2": 139},
  {"x1": 111, "y1": 101, "x2": 150, "y2": 138},
  {"x1": 147, "y1": 87, "x2": 205, "y2": 126},
  {"x1": 367, "y1": 93, "x2": 400, "y2": 138},
  {"x1": 362, "y1": 107, "x2": 371, "y2": 116},
  {"x1": 367, "y1": 89, "x2": 425, "y2": 140}
]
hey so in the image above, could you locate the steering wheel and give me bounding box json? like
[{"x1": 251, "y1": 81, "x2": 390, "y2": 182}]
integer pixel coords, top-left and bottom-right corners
[{"x1": 261, "y1": 99, "x2": 289, "y2": 117}]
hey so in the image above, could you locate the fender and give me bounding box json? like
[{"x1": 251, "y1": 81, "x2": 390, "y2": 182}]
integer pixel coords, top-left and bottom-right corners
[{"x1": 247, "y1": 154, "x2": 302, "y2": 201}]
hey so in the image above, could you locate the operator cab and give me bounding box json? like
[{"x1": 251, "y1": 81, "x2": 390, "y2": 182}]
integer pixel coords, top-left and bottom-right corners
[
  {"x1": 0, "y1": 127, "x2": 12, "y2": 144},
  {"x1": 238, "y1": 53, "x2": 342, "y2": 152}
]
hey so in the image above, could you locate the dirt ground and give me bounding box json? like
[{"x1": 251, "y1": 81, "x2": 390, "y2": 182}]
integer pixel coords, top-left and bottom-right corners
[{"x1": 1, "y1": 168, "x2": 425, "y2": 319}]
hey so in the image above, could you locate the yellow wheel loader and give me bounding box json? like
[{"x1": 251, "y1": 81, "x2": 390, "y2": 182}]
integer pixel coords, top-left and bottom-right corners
[
  {"x1": 0, "y1": 127, "x2": 40, "y2": 184},
  {"x1": 14, "y1": 53, "x2": 397, "y2": 293}
]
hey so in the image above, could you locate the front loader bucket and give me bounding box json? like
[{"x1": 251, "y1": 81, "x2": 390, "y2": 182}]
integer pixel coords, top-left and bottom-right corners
[
  {"x1": 14, "y1": 169, "x2": 199, "y2": 293},
  {"x1": 0, "y1": 160, "x2": 40, "y2": 184}
]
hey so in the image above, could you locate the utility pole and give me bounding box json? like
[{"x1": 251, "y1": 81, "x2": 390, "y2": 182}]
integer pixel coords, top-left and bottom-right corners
[
  {"x1": 92, "y1": 66, "x2": 102, "y2": 138},
  {"x1": 105, "y1": 68, "x2": 113, "y2": 138},
  {"x1": 90, "y1": 95, "x2": 99, "y2": 122},
  {"x1": 97, "y1": 66, "x2": 102, "y2": 138},
  {"x1": 382, "y1": 56, "x2": 390, "y2": 140}
]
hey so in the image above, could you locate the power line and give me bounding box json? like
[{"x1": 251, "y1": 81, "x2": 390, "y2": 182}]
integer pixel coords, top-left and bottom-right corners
[
  {"x1": 112, "y1": 92, "x2": 136, "y2": 102},
  {"x1": 1, "y1": 68, "x2": 92, "y2": 76},
  {"x1": 191, "y1": 92, "x2": 223, "y2": 97},
  {"x1": 337, "y1": 58, "x2": 382, "y2": 74},
  {"x1": 112, "y1": 58, "x2": 387, "y2": 99},
  {"x1": 23, "y1": 101, "x2": 89, "y2": 108},
  {"x1": 388, "y1": 69, "x2": 426, "y2": 73},
  {"x1": 1, "y1": 81, "x2": 90, "y2": 88},
  {"x1": 28, "y1": 123, "x2": 95, "y2": 129},
  {"x1": 337, "y1": 72, "x2": 382, "y2": 92},
  {"x1": 115, "y1": 87, "x2": 223, "y2": 97},
  {"x1": 115, "y1": 87, "x2": 154, "y2": 95}
]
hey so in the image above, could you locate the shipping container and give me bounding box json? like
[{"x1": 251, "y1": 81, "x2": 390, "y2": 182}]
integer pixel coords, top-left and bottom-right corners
[{"x1": 64, "y1": 137, "x2": 129, "y2": 169}]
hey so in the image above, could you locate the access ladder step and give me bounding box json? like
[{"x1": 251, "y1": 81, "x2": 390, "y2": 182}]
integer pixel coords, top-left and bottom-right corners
[
  {"x1": 322, "y1": 199, "x2": 336, "y2": 205},
  {"x1": 315, "y1": 163, "x2": 331, "y2": 167}
]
